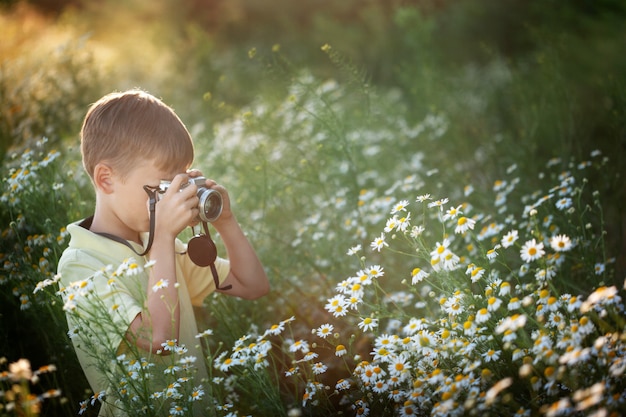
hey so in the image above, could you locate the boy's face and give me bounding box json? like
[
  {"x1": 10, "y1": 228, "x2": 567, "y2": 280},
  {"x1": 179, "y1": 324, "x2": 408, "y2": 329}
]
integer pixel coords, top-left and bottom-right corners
[{"x1": 111, "y1": 159, "x2": 183, "y2": 233}]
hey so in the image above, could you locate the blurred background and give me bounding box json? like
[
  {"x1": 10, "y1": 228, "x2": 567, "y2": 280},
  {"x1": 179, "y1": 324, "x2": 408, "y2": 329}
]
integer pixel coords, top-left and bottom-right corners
[
  {"x1": 3, "y1": 0, "x2": 626, "y2": 157},
  {"x1": 3, "y1": 0, "x2": 624, "y2": 279}
]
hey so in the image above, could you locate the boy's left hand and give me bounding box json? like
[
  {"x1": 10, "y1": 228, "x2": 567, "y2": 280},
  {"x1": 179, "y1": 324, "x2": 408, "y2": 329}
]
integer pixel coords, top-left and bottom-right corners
[{"x1": 187, "y1": 169, "x2": 233, "y2": 226}]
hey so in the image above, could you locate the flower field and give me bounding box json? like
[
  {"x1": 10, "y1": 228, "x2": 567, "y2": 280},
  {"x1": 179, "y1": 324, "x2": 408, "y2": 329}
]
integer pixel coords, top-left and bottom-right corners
[{"x1": 1, "y1": 1, "x2": 625, "y2": 416}]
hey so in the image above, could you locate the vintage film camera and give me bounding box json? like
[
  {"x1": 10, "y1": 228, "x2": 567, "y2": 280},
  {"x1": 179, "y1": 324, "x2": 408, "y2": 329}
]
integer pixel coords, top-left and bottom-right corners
[{"x1": 159, "y1": 176, "x2": 222, "y2": 223}]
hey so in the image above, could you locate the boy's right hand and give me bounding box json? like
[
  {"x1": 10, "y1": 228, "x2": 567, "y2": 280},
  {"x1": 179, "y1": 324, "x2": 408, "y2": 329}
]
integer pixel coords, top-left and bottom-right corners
[{"x1": 154, "y1": 174, "x2": 200, "y2": 239}]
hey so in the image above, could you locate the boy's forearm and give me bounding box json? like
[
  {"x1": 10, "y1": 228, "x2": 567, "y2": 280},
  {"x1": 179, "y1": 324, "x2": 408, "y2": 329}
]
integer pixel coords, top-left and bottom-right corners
[
  {"x1": 128, "y1": 237, "x2": 180, "y2": 353},
  {"x1": 216, "y1": 217, "x2": 269, "y2": 299}
]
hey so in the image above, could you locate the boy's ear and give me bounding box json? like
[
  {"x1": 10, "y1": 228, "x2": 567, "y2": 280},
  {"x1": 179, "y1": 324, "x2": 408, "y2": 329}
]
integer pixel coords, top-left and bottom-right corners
[{"x1": 93, "y1": 163, "x2": 115, "y2": 194}]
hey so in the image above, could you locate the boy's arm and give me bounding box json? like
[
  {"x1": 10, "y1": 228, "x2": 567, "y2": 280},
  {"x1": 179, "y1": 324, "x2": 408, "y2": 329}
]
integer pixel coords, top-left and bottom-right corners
[
  {"x1": 127, "y1": 174, "x2": 198, "y2": 353},
  {"x1": 188, "y1": 173, "x2": 269, "y2": 300},
  {"x1": 213, "y1": 216, "x2": 269, "y2": 300},
  {"x1": 127, "y1": 236, "x2": 180, "y2": 354}
]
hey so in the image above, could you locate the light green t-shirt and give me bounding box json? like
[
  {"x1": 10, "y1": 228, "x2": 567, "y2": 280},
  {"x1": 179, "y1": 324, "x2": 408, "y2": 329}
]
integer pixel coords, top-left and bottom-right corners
[{"x1": 57, "y1": 218, "x2": 229, "y2": 416}]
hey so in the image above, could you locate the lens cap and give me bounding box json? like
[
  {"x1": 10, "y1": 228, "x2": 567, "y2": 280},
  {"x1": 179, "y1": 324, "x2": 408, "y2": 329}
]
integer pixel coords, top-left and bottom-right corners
[{"x1": 187, "y1": 234, "x2": 217, "y2": 267}]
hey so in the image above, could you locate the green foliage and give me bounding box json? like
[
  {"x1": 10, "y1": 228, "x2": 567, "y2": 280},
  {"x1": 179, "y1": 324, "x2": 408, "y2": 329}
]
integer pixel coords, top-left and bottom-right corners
[
  {"x1": 0, "y1": 38, "x2": 105, "y2": 161},
  {"x1": 0, "y1": 141, "x2": 93, "y2": 416}
]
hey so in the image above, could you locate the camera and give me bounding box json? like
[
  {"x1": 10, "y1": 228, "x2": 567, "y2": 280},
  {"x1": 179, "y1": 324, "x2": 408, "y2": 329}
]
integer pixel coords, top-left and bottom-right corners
[{"x1": 159, "y1": 176, "x2": 223, "y2": 223}]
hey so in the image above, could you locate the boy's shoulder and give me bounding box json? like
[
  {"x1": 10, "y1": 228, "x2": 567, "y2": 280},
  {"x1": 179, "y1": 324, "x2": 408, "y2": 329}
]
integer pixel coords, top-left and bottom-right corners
[{"x1": 58, "y1": 218, "x2": 136, "y2": 283}]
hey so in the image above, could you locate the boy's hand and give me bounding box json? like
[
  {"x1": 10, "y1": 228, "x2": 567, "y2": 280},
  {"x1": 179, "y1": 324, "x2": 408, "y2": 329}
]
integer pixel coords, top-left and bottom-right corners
[
  {"x1": 187, "y1": 169, "x2": 233, "y2": 226},
  {"x1": 154, "y1": 173, "x2": 200, "y2": 238}
]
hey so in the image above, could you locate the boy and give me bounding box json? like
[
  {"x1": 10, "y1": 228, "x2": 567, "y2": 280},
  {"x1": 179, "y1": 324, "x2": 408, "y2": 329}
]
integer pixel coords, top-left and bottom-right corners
[{"x1": 57, "y1": 89, "x2": 269, "y2": 416}]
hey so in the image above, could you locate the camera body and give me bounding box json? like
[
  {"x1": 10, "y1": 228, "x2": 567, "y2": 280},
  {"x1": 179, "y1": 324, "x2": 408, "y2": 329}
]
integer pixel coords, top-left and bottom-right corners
[{"x1": 159, "y1": 176, "x2": 223, "y2": 223}]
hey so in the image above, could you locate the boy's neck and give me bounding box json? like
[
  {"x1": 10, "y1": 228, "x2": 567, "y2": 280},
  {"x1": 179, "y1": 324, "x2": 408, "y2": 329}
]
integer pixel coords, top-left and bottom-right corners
[{"x1": 90, "y1": 209, "x2": 142, "y2": 245}]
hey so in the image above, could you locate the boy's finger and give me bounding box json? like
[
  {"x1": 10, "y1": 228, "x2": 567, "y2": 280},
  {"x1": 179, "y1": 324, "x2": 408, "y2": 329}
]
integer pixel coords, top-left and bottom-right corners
[
  {"x1": 168, "y1": 173, "x2": 192, "y2": 191},
  {"x1": 186, "y1": 169, "x2": 203, "y2": 178}
]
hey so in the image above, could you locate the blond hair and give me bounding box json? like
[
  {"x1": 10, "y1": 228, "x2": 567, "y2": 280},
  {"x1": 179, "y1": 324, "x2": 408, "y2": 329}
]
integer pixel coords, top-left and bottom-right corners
[{"x1": 80, "y1": 89, "x2": 194, "y2": 180}]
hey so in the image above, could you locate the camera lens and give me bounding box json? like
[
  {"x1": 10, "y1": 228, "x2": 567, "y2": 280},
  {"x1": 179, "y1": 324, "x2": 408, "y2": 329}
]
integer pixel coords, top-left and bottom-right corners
[{"x1": 197, "y1": 188, "x2": 222, "y2": 222}]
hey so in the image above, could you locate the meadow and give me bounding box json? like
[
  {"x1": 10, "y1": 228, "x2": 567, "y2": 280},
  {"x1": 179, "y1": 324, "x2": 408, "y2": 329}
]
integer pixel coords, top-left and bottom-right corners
[{"x1": 1, "y1": 1, "x2": 625, "y2": 416}]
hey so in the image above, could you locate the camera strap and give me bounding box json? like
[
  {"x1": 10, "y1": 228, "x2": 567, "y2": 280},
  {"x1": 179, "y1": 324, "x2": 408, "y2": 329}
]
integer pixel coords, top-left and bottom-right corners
[
  {"x1": 94, "y1": 185, "x2": 158, "y2": 257},
  {"x1": 187, "y1": 222, "x2": 232, "y2": 291},
  {"x1": 92, "y1": 185, "x2": 231, "y2": 291}
]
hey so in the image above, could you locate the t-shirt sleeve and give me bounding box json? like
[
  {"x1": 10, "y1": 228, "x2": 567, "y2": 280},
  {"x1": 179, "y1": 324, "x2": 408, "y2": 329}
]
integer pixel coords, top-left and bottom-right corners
[{"x1": 58, "y1": 248, "x2": 143, "y2": 354}]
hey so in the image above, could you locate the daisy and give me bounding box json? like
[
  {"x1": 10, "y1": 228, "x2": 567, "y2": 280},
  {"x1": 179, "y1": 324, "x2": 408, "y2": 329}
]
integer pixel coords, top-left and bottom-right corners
[
  {"x1": 70, "y1": 279, "x2": 94, "y2": 297},
  {"x1": 335, "y1": 378, "x2": 351, "y2": 390},
  {"x1": 384, "y1": 216, "x2": 399, "y2": 233},
  {"x1": 374, "y1": 334, "x2": 398, "y2": 350},
  {"x1": 349, "y1": 283, "x2": 364, "y2": 298},
  {"x1": 442, "y1": 251, "x2": 460, "y2": 270},
  {"x1": 475, "y1": 308, "x2": 491, "y2": 324},
  {"x1": 519, "y1": 239, "x2": 545, "y2": 263},
  {"x1": 396, "y1": 213, "x2": 411, "y2": 232},
  {"x1": 443, "y1": 204, "x2": 463, "y2": 221},
  {"x1": 169, "y1": 405, "x2": 185, "y2": 416},
  {"x1": 550, "y1": 234, "x2": 573, "y2": 252},
  {"x1": 487, "y1": 296, "x2": 503, "y2": 312},
  {"x1": 316, "y1": 324, "x2": 334, "y2": 339},
  {"x1": 410, "y1": 225, "x2": 425, "y2": 237},
  {"x1": 430, "y1": 238, "x2": 451, "y2": 260},
  {"x1": 347, "y1": 295, "x2": 363, "y2": 310},
  {"x1": 391, "y1": 199, "x2": 409, "y2": 214},
  {"x1": 289, "y1": 340, "x2": 310, "y2": 354},
  {"x1": 126, "y1": 261, "x2": 143, "y2": 276},
  {"x1": 495, "y1": 314, "x2": 527, "y2": 334},
  {"x1": 265, "y1": 321, "x2": 285, "y2": 337},
  {"x1": 493, "y1": 179, "x2": 506, "y2": 192},
  {"x1": 547, "y1": 312, "x2": 565, "y2": 328},
  {"x1": 188, "y1": 387, "x2": 204, "y2": 402},
  {"x1": 416, "y1": 194, "x2": 431, "y2": 203},
  {"x1": 367, "y1": 265, "x2": 384, "y2": 278},
  {"x1": 161, "y1": 339, "x2": 178, "y2": 352},
  {"x1": 403, "y1": 317, "x2": 427, "y2": 335},
  {"x1": 500, "y1": 230, "x2": 519, "y2": 248},
  {"x1": 463, "y1": 320, "x2": 478, "y2": 336},
  {"x1": 487, "y1": 245, "x2": 501, "y2": 261},
  {"x1": 325, "y1": 295, "x2": 348, "y2": 317},
  {"x1": 580, "y1": 285, "x2": 619, "y2": 313},
  {"x1": 455, "y1": 216, "x2": 476, "y2": 234},
  {"x1": 555, "y1": 197, "x2": 573, "y2": 210},
  {"x1": 335, "y1": 344, "x2": 347, "y2": 357},
  {"x1": 78, "y1": 400, "x2": 89, "y2": 415},
  {"x1": 594, "y1": 263, "x2": 605, "y2": 275},
  {"x1": 297, "y1": 351, "x2": 318, "y2": 362},
  {"x1": 428, "y1": 197, "x2": 449, "y2": 210},
  {"x1": 285, "y1": 366, "x2": 299, "y2": 377},
  {"x1": 346, "y1": 245, "x2": 362, "y2": 256},
  {"x1": 501, "y1": 329, "x2": 517, "y2": 343},
  {"x1": 67, "y1": 327, "x2": 79, "y2": 339},
  {"x1": 499, "y1": 281, "x2": 511, "y2": 296},
  {"x1": 468, "y1": 266, "x2": 486, "y2": 283},
  {"x1": 389, "y1": 353, "x2": 412, "y2": 377},
  {"x1": 371, "y1": 380, "x2": 389, "y2": 394},
  {"x1": 312, "y1": 362, "x2": 328, "y2": 375},
  {"x1": 360, "y1": 364, "x2": 386, "y2": 384},
  {"x1": 152, "y1": 279, "x2": 169, "y2": 293},
  {"x1": 565, "y1": 295, "x2": 582, "y2": 313},
  {"x1": 482, "y1": 349, "x2": 501, "y2": 362},
  {"x1": 485, "y1": 377, "x2": 513, "y2": 406},
  {"x1": 430, "y1": 256, "x2": 442, "y2": 272},
  {"x1": 358, "y1": 317, "x2": 379, "y2": 332},
  {"x1": 411, "y1": 267, "x2": 429, "y2": 284},
  {"x1": 370, "y1": 233, "x2": 388, "y2": 252}
]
